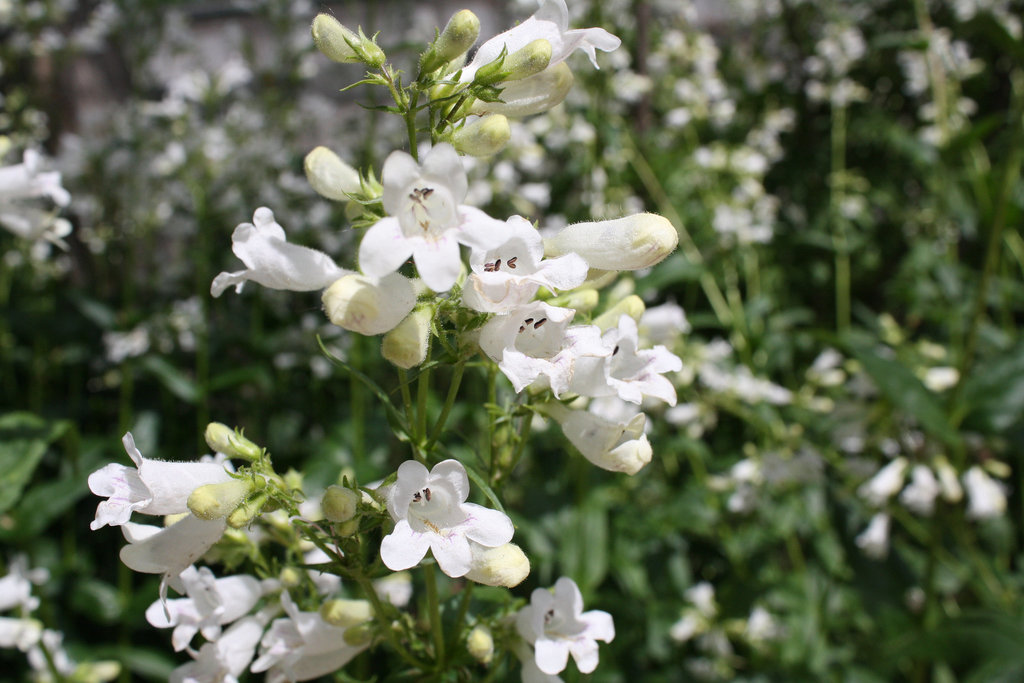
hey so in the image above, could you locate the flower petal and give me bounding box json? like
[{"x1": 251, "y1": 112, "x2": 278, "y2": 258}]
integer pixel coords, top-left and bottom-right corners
[
  {"x1": 462, "y1": 503, "x2": 514, "y2": 547},
  {"x1": 359, "y1": 217, "x2": 413, "y2": 278},
  {"x1": 412, "y1": 233, "x2": 462, "y2": 292},
  {"x1": 534, "y1": 637, "x2": 571, "y2": 675},
  {"x1": 380, "y1": 520, "x2": 431, "y2": 571}
]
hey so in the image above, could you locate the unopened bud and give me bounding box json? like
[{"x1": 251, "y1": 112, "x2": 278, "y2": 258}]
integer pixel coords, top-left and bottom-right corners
[
  {"x1": 475, "y1": 39, "x2": 551, "y2": 85},
  {"x1": 421, "y1": 9, "x2": 480, "y2": 74},
  {"x1": 204, "y1": 422, "x2": 261, "y2": 461},
  {"x1": 321, "y1": 599, "x2": 373, "y2": 628},
  {"x1": 592, "y1": 295, "x2": 646, "y2": 331},
  {"x1": 322, "y1": 485, "x2": 360, "y2": 523},
  {"x1": 188, "y1": 478, "x2": 254, "y2": 520},
  {"x1": 470, "y1": 62, "x2": 574, "y2": 117},
  {"x1": 545, "y1": 213, "x2": 679, "y2": 270},
  {"x1": 227, "y1": 492, "x2": 268, "y2": 528},
  {"x1": 304, "y1": 146, "x2": 361, "y2": 201},
  {"x1": 466, "y1": 624, "x2": 494, "y2": 665},
  {"x1": 344, "y1": 621, "x2": 375, "y2": 646},
  {"x1": 335, "y1": 518, "x2": 360, "y2": 537},
  {"x1": 546, "y1": 288, "x2": 600, "y2": 313},
  {"x1": 311, "y1": 15, "x2": 385, "y2": 68},
  {"x1": 279, "y1": 566, "x2": 303, "y2": 588},
  {"x1": 452, "y1": 114, "x2": 511, "y2": 157},
  {"x1": 464, "y1": 542, "x2": 530, "y2": 587},
  {"x1": 381, "y1": 306, "x2": 433, "y2": 369},
  {"x1": 323, "y1": 272, "x2": 417, "y2": 336}
]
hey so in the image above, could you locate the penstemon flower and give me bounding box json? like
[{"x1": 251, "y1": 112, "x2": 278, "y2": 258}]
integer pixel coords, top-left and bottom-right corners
[
  {"x1": 169, "y1": 613, "x2": 268, "y2": 683},
  {"x1": 358, "y1": 143, "x2": 507, "y2": 292},
  {"x1": 516, "y1": 577, "x2": 615, "y2": 677},
  {"x1": 380, "y1": 460, "x2": 515, "y2": 578},
  {"x1": 118, "y1": 516, "x2": 230, "y2": 601},
  {"x1": 463, "y1": 215, "x2": 587, "y2": 313},
  {"x1": 543, "y1": 400, "x2": 652, "y2": 475}
]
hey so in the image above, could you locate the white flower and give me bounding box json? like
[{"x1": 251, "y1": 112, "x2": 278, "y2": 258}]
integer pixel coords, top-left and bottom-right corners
[
  {"x1": 211, "y1": 207, "x2": 350, "y2": 297},
  {"x1": 963, "y1": 466, "x2": 1007, "y2": 520},
  {"x1": 544, "y1": 401, "x2": 651, "y2": 475},
  {"x1": 856, "y1": 513, "x2": 890, "y2": 559},
  {"x1": 0, "y1": 617, "x2": 42, "y2": 651},
  {"x1": 322, "y1": 272, "x2": 419, "y2": 336},
  {"x1": 380, "y1": 460, "x2": 514, "y2": 578},
  {"x1": 463, "y1": 215, "x2": 587, "y2": 313},
  {"x1": 543, "y1": 213, "x2": 678, "y2": 271},
  {"x1": 88, "y1": 433, "x2": 235, "y2": 530},
  {"x1": 0, "y1": 150, "x2": 72, "y2": 245},
  {"x1": 685, "y1": 582, "x2": 717, "y2": 618},
  {"x1": 569, "y1": 315, "x2": 682, "y2": 405},
  {"x1": 479, "y1": 302, "x2": 607, "y2": 396},
  {"x1": 170, "y1": 614, "x2": 268, "y2": 683},
  {"x1": 460, "y1": 0, "x2": 620, "y2": 84},
  {"x1": 145, "y1": 565, "x2": 268, "y2": 652},
  {"x1": 516, "y1": 577, "x2": 614, "y2": 676},
  {"x1": 0, "y1": 556, "x2": 48, "y2": 612},
  {"x1": 899, "y1": 465, "x2": 940, "y2": 516},
  {"x1": 638, "y1": 302, "x2": 690, "y2": 345},
  {"x1": 251, "y1": 592, "x2": 369, "y2": 682},
  {"x1": 373, "y1": 572, "x2": 412, "y2": 608},
  {"x1": 119, "y1": 516, "x2": 229, "y2": 600},
  {"x1": 358, "y1": 144, "x2": 506, "y2": 292},
  {"x1": 745, "y1": 606, "x2": 781, "y2": 642},
  {"x1": 857, "y1": 457, "x2": 909, "y2": 508}
]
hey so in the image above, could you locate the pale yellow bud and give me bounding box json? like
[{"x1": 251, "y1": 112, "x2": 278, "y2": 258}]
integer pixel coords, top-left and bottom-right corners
[
  {"x1": 321, "y1": 599, "x2": 373, "y2": 628},
  {"x1": 344, "y1": 622, "x2": 375, "y2": 646},
  {"x1": 421, "y1": 9, "x2": 480, "y2": 73},
  {"x1": 304, "y1": 146, "x2": 361, "y2": 201},
  {"x1": 475, "y1": 39, "x2": 552, "y2": 85},
  {"x1": 188, "y1": 479, "x2": 254, "y2": 520},
  {"x1": 545, "y1": 213, "x2": 679, "y2": 270},
  {"x1": 453, "y1": 115, "x2": 511, "y2": 157},
  {"x1": 279, "y1": 567, "x2": 304, "y2": 588},
  {"x1": 323, "y1": 273, "x2": 417, "y2": 336},
  {"x1": 311, "y1": 15, "x2": 385, "y2": 67},
  {"x1": 204, "y1": 422, "x2": 261, "y2": 461},
  {"x1": 73, "y1": 661, "x2": 122, "y2": 683},
  {"x1": 592, "y1": 295, "x2": 646, "y2": 331},
  {"x1": 381, "y1": 306, "x2": 433, "y2": 369},
  {"x1": 464, "y1": 542, "x2": 530, "y2": 587},
  {"x1": 546, "y1": 288, "x2": 600, "y2": 313},
  {"x1": 466, "y1": 624, "x2": 494, "y2": 665},
  {"x1": 335, "y1": 518, "x2": 360, "y2": 537},
  {"x1": 227, "y1": 492, "x2": 267, "y2": 529},
  {"x1": 470, "y1": 62, "x2": 574, "y2": 118},
  {"x1": 322, "y1": 485, "x2": 360, "y2": 523}
]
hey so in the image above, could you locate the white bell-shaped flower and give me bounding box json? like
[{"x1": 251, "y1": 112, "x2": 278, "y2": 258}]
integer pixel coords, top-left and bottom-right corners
[
  {"x1": 358, "y1": 144, "x2": 507, "y2": 292},
  {"x1": 963, "y1": 466, "x2": 1007, "y2": 519},
  {"x1": 169, "y1": 613, "x2": 268, "y2": 683},
  {"x1": 856, "y1": 512, "x2": 891, "y2": 559},
  {"x1": 856, "y1": 457, "x2": 909, "y2": 508},
  {"x1": 516, "y1": 576, "x2": 614, "y2": 676},
  {"x1": 899, "y1": 465, "x2": 940, "y2": 516},
  {"x1": 463, "y1": 215, "x2": 587, "y2": 313},
  {"x1": 380, "y1": 460, "x2": 514, "y2": 578},
  {"x1": 88, "y1": 433, "x2": 235, "y2": 530},
  {"x1": 211, "y1": 207, "x2": 350, "y2": 297},
  {"x1": 119, "y1": 516, "x2": 229, "y2": 599},
  {"x1": 544, "y1": 401, "x2": 651, "y2": 475}
]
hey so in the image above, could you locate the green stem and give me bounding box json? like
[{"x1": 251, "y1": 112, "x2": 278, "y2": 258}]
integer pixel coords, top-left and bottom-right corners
[
  {"x1": 830, "y1": 103, "x2": 850, "y2": 334},
  {"x1": 416, "y1": 363, "x2": 432, "y2": 454},
  {"x1": 397, "y1": 369, "x2": 423, "y2": 462},
  {"x1": 427, "y1": 358, "x2": 466, "y2": 450},
  {"x1": 448, "y1": 581, "x2": 475, "y2": 654},
  {"x1": 424, "y1": 562, "x2": 446, "y2": 669},
  {"x1": 353, "y1": 572, "x2": 428, "y2": 670}
]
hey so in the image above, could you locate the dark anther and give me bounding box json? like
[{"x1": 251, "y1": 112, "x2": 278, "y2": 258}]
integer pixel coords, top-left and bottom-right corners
[
  {"x1": 613, "y1": 345, "x2": 620, "y2": 355},
  {"x1": 424, "y1": 488, "x2": 431, "y2": 502},
  {"x1": 534, "y1": 318, "x2": 547, "y2": 328},
  {"x1": 507, "y1": 257, "x2": 518, "y2": 269}
]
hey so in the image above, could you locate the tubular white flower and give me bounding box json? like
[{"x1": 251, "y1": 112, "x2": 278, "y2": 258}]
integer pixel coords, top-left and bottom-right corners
[
  {"x1": 322, "y1": 272, "x2": 418, "y2": 336},
  {"x1": 119, "y1": 516, "x2": 229, "y2": 596},
  {"x1": 169, "y1": 613, "x2": 268, "y2": 683},
  {"x1": 380, "y1": 460, "x2": 514, "y2": 578},
  {"x1": 469, "y1": 62, "x2": 575, "y2": 118},
  {"x1": 304, "y1": 146, "x2": 362, "y2": 202},
  {"x1": 463, "y1": 215, "x2": 587, "y2": 313},
  {"x1": 0, "y1": 617, "x2": 42, "y2": 651},
  {"x1": 459, "y1": 0, "x2": 620, "y2": 84},
  {"x1": 0, "y1": 556, "x2": 48, "y2": 612},
  {"x1": 0, "y1": 150, "x2": 71, "y2": 207},
  {"x1": 544, "y1": 213, "x2": 678, "y2": 271},
  {"x1": 211, "y1": 207, "x2": 351, "y2": 297},
  {"x1": 145, "y1": 565, "x2": 267, "y2": 652},
  {"x1": 856, "y1": 456, "x2": 909, "y2": 508},
  {"x1": 899, "y1": 465, "x2": 940, "y2": 516},
  {"x1": 88, "y1": 433, "x2": 235, "y2": 530},
  {"x1": 478, "y1": 302, "x2": 607, "y2": 397},
  {"x1": 544, "y1": 401, "x2": 651, "y2": 475},
  {"x1": 516, "y1": 577, "x2": 614, "y2": 676},
  {"x1": 358, "y1": 143, "x2": 507, "y2": 292},
  {"x1": 963, "y1": 466, "x2": 1007, "y2": 519},
  {"x1": 463, "y1": 542, "x2": 530, "y2": 587},
  {"x1": 251, "y1": 591, "x2": 369, "y2": 681},
  {"x1": 856, "y1": 513, "x2": 890, "y2": 559}
]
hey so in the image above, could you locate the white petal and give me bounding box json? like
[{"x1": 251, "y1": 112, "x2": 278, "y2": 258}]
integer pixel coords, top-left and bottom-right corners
[
  {"x1": 358, "y1": 217, "x2": 413, "y2": 278},
  {"x1": 421, "y1": 144, "x2": 467, "y2": 205},
  {"x1": 568, "y1": 637, "x2": 600, "y2": 674},
  {"x1": 430, "y1": 460, "x2": 470, "y2": 503},
  {"x1": 462, "y1": 503, "x2": 514, "y2": 547},
  {"x1": 581, "y1": 609, "x2": 615, "y2": 642},
  {"x1": 119, "y1": 515, "x2": 227, "y2": 577},
  {"x1": 380, "y1": 520, "x2": 431, "y2": 571},
  {"x1": 429, "y1": 531, "x2": 473, "y2": 578},
  {"x1": 412, "y1": 234, "x2": 461, "y2": 292},
  {"x1": 381, "y1": 151, "x2": 423, "y2": 216},
  {"x1": 534, "y1": 638, "x2": 571, "y2": 675}
]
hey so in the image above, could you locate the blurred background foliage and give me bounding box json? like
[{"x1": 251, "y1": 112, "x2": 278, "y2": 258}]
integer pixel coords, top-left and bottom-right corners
[{"x1": 2, "y1": 0, "x2": 1024, "y2": 680}]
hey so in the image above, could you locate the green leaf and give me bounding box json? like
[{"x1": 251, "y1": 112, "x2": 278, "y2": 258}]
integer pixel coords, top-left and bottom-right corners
[
  {"x1": 0, "y1": 412, "x2": 70, "y2": 514},
  {"x1": 464, "y1": 463, "x2": 505, "y2": 514},
  {"x1": 961, "y1": 341, "x2": 1024, "y2": 433},
  {"x1": 0, "y1": 471, "x2": 89, "y2": 540},
  {"x1": 844, "y1": 335, "x2": 961, "y2": 448},
  {"x1": 139, "y1": 355, "x2": 199, "y2": 403}
]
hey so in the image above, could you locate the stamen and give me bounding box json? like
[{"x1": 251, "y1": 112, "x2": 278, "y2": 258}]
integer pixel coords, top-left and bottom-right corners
[
  {"x1": 424, "y1": 487, "x2": 431, "y2": 502},
  {"x1": 506, "y1": 256, "x2": 518, "y2": 269},
  {"x1": 523, "y1": 318, "x2": 534, "y2": 326},
  {"x1": 534, "y1": 318, "x2": 547, "y2": 328},
  {"x1": 412, "y1": 491, "x2": 422, "y2": 502},
  {"x1": 518, "y1": 325, "x2": 526, "y2": 333},
  {"x1": 612, "y1": 345, "x2": 619, "y2": 355},
  {"x1": 494, "y1": 258, "x2": 502, "y2": 270}
]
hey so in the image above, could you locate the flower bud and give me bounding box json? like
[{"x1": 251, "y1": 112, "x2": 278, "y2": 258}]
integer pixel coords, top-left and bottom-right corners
[
  {"x1": 188, "y1": 478, "x2": 254, "y2": 520},
  {"x1": 335, "y1": 518, "x2": 360, "y2": 537},
  {"x1": 323, "y1": 272, "x2": 418, "y2": 336},
  {"x1": 320, "y1": 599, "x2": 373, "y2": 628},
  {"x1": 420, "y1": 9, "x2": 480, "y2": 74},
  {"x1": 474, "y1": 39, "x2": 552, "y2": 85},
  {"x1": 466, "y1": 624, "x2": 494, "y2": 665},
  {"x1": 279, "y1": 566, "x2": 303, "y2": 588},
  {"x1": 227, "y1": 491, "x2": 268, "y2": 529},
  {"x1": 304, "y1": 146, "x2": 361, "y2": 201},
  {"x1": 469, "y1": 62, "x2": 574, "y2": 118},
  {"x1": 311, "y1": 15, "x2": 385, "y2": 68},
  {"x1": 546, "y1": 288, "x2": 600, "y2": 313},
  {"x1": 464, "y1": 542, "x2": 530, "y2": 587},
  {"x1": 452, "y1": 115, "x2": 511, "y2": 157},
  {"x1": 592, "y1": 295, "x2": 645, "y2": 331},
  {"x1": 381, "y1": 306, "x2": 433, "y2": 369},
  {"x1": 204, "y1": 422, "x2": 262, "y2": 461},
  {"x1": 322, "y1": 485, "x2": 360, "y2": 523},
  {"x1": 545, "y1": 213, "x2": 679, "y2": 270},
  {"x1": 344, "y1": 622, "x2": 375, "y2": 646}
]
